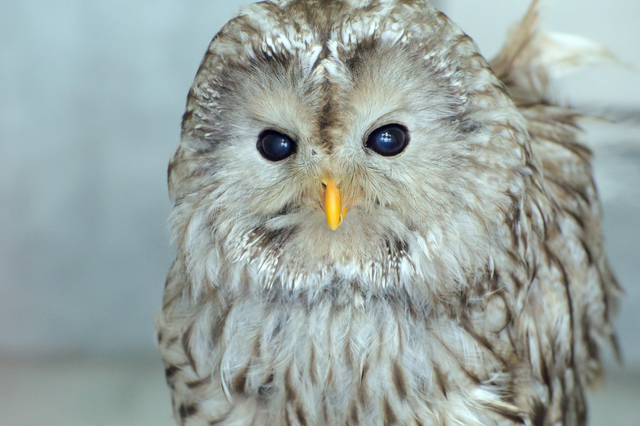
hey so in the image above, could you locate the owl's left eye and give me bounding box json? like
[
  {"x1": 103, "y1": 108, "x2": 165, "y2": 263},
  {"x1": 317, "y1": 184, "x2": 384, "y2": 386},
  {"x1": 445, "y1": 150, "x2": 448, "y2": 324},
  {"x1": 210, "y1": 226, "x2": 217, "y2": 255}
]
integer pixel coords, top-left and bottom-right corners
[
  {"x1": 257, "y1": 130, "x2": 297, "y2": 162},
  {"x1": 365, "y1": 124, "x2": 409, "y2": 157}
]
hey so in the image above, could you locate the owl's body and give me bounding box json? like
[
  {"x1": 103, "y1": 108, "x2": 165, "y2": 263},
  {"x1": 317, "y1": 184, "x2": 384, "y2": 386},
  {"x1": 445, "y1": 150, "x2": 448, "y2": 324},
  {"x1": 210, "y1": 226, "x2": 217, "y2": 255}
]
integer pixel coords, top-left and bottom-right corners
[{"x1": 156, "y1": 1, "x2": 620, "y2": 425}]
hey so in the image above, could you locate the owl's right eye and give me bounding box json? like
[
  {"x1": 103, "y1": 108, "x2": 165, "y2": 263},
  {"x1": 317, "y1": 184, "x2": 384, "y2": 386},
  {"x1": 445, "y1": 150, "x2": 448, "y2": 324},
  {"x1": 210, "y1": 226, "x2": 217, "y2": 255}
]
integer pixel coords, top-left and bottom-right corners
[
  {"x1": 257, "y1": 130, "x2": 297, "y2": 162},
  {"x1": 365, "y1": 124, "x2": 409, "y2": 157}
]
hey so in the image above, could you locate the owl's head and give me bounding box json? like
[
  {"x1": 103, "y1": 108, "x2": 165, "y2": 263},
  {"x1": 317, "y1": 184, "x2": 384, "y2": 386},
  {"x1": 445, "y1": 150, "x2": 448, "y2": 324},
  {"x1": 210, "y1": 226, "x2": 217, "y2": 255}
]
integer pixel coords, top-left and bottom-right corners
[{"x1": 169, "y1": 0, "x2": 532, "y2": 298}]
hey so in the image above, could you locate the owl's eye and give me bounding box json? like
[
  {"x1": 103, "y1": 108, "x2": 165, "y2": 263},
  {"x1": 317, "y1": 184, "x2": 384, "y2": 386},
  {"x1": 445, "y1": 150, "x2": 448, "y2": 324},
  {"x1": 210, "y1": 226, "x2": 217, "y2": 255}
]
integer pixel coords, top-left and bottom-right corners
[
  {"x1": 257, "y1": 130, "x2": 297, "y2": 162},
  {"x1": 365, "y1": 124, "x2": 409, "y2": 157}
]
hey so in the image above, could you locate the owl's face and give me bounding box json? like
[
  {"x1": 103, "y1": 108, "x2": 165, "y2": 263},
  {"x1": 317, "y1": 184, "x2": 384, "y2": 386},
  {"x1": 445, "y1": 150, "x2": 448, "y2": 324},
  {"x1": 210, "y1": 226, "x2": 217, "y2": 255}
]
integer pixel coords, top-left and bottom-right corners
[{"x1": 170, "y1": 0, "x2": 530, "y2": 296}]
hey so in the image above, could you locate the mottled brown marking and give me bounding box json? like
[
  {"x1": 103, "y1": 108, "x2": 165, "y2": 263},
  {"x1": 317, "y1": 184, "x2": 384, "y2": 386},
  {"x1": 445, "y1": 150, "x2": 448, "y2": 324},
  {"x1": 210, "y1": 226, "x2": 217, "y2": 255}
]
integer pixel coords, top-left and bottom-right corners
[
  {"x1": 344, "y1": 331, "x2": 354, "y2": 369},
  {"x1": 495, "y1": 292, "x2": 514, "y2": 333},
  {"x1": 325, "y1": 366, "x2": 334, "y2": 386},
  {"x1": 179, "y1": 403, "x2": 198, "y2": 420},
  {"x1": 433, "y1": 364, "x2": 447, "y2": 398},
  {"x1": 383, "y1": 397, "x2": 398, "y2": 425},
  {"x1": 483, "y1": 401, "x2": 525, "y2": 424},
  {"x1": 436, "y1": 10, "x2": 449, "y2": 21},
  {"x1": 492, "y1": 82, "x2": 510, "y2": 96},
  {"x1": 350, "y1": 403, "x2": 359, "y2": 424},
  {"x1": 546, "y1": 175, "x2": 590, "y2": 205},
  {"x1": 461, "y1": 365, "x2": 481, "y2": 385},
  {"x1": 359, "y1": 363, "x2": 370, "y2": 404},
  {"x1": 510, "y1": 272, "x2": 523, "y2": 291},
  {"x1": 545, "y1": 244, "x2": 576, "y2": 367},
  {"x1": 317, "y1": 81, "x2": 335, "y2": 151},
  {"x1": 181, "y1": 323, "x2": 197, "y2": 372},
  {"x1": 186, "y1": 375, "x2": 212, "y2": 389},
  {"x1": 258, "y1": 373, "x2": 274, "y2": 399},
  {"x1": 209, "y1": 411, "x2": 231, "y2": 425},
  {"x1": 564, "y1": 207, "x2": 586, "y2": 230},
  {"x1": 346, "y1": 34, "x2": 380, "y2": 72},
  {"x1": 392, "y1": 361, "x2": 408, "y2": 400},
  {"x1": 273, "y1": 201, "x2": 297, "y2": 218},
  {"x1": 459, "y1": 316, "x2": 506, "y2": 366},
  {"x1": 249, "y1": 225, "x2": 297, "y2": 259},
  {"x1": 232, "y1": 364, "x2": 250, "y2": 394},
  {"x1": 165, "y1": 365, "x2": 180, "y2": 390},
  {"x1": 211, "y1": 308, "x2": 230, "y2": 345},
  {"x1": 581, "y1": 313, "x2": 601, "y2": 369},
  {"x1": 505, "y1": 191, "x2": 522, "y2": 250},
  {"x1": 284, "y1": 365, "x2": 296, "y2": 402},
  {"x1": 580, "y1": 239, "x2": 594, "y2": 266},
  {"x1": 535, "y1": 329, "x2": 551, "y2": 388},
  {"x1": 163, "y1": 282, "x2": 182, "y2": 311},
  {"x1": 181, "y1": 109, "x2": 194, "y2": 128},
  {"x1": 296, "y1": 405, "x2": 309, "y2": 426},
  {"x1": 165, "y1": 365, "x2": 180, "y2": 379},
  {"x1": 322, "y1": 394, "x2": 329, "y2": 423},
  {"x1": 531, "y1": 400, "x2": 547, "y2": 426},
  {"x1": 559, "y1": 376, "x2": 569, "y2": 425},
  {"x1": 576, "y1": 386, "x2": 588, "y2": 424}
]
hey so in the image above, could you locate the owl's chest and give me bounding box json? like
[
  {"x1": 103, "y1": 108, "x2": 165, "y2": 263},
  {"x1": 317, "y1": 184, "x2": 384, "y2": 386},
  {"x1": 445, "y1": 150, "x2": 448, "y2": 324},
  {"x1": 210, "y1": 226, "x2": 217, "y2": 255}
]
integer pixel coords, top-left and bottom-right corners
[
  {"x1": 212, "y1": 296, "x2": 423, "y2": 416},
  {"x1": 163, "y1": 282, "x2": 524, "y2": 425}
]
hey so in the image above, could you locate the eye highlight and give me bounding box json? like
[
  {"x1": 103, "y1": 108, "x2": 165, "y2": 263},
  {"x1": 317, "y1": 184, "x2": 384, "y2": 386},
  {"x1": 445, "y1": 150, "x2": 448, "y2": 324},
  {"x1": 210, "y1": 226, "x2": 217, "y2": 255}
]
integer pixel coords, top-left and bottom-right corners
[
  {"x1": 365, "y1": 124, "x2": 409, "y2": 157},
  {"x1": 257, "y1": 130, "x2": 297, "y2": 162}
]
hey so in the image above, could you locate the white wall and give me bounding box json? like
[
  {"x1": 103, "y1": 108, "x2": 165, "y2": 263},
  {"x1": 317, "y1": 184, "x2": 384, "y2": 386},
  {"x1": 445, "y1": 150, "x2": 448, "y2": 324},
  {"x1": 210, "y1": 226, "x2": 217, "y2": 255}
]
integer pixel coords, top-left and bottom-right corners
[
  {"x1": 0, "y1": 0, "x2": 254, "y2": 354},
  {"x1": 1, "y1": 0, "x2": 638, "y2": 368}
]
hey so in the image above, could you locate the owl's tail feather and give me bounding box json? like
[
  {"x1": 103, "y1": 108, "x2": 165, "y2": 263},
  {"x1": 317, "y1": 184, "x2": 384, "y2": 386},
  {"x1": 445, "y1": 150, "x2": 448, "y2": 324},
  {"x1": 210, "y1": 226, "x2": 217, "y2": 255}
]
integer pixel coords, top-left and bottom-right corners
[{"x1": 491, "y1": 0, "x2": 617, "y2": 106}]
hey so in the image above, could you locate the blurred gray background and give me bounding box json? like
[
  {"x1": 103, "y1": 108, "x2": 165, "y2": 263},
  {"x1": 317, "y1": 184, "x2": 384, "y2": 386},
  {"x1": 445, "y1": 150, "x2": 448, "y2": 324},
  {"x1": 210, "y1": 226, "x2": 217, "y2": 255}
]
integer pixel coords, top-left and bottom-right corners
[{"x1": 1, "y1": 1, "x2": 638, "y2": 425}]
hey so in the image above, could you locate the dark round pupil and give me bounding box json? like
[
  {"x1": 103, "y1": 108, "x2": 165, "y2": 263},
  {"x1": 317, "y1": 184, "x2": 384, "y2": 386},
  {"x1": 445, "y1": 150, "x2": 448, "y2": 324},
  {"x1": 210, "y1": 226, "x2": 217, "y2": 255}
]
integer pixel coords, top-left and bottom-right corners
[
  {"x1": 258, "y1": 131, "x2": 296, "y2": 161},
  {"x1": 366, "y1": 125, "x2": 408, "y2": 156}
]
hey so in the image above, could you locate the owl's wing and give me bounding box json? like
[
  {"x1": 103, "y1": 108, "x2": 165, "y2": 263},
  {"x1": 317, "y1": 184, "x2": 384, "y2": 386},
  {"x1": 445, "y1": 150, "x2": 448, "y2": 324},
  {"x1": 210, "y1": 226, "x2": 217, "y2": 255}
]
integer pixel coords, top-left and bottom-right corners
[
  {"x1": 156, "y1": 261, "x2": 235, "y2": 424},
  {"x1": 490, "y1": 0, "x2": 622, "y2": 388}
]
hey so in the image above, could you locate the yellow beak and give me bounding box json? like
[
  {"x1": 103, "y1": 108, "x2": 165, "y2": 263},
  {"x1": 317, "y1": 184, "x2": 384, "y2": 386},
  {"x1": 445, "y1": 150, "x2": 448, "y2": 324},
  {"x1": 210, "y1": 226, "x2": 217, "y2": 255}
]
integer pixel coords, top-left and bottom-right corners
[{"x1": 322, "y1": 178, "x2": 348, "y2": 230}]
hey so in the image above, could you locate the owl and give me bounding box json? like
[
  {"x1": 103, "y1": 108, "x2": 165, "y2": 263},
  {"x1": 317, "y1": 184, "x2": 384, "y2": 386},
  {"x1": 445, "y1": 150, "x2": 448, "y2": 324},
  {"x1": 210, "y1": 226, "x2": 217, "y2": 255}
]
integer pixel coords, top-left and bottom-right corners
[{"x1": 156, "y1": 0, "x2": 621, "y2": 425}]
